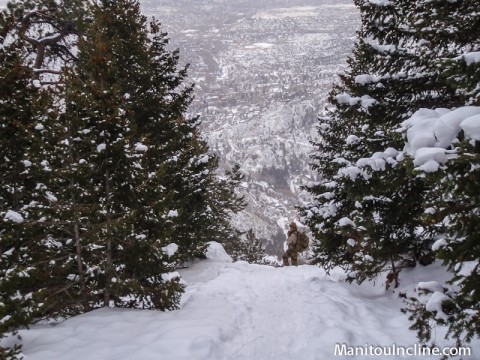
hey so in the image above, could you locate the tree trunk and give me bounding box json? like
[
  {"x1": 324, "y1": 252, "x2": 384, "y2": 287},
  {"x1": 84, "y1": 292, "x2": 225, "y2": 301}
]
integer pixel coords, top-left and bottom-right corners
[
  {"x1": 72, "y1": 194, "x2": 90, "y2": 312},
  {"x1": 104, "y1": 166, "x2": 113, "y2": 307},
  {"x1": 390, "y1": 256, "x2": 399, "y2": 288},
  {"x1": 66, "y1": 129, "x2": 90, "y2": 312}
]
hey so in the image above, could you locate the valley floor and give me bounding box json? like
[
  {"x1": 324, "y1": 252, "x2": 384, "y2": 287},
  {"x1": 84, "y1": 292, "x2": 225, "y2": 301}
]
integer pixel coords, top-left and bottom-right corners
[{"x1": 12, "y1": 243, "x2": 480, "y2": 359}]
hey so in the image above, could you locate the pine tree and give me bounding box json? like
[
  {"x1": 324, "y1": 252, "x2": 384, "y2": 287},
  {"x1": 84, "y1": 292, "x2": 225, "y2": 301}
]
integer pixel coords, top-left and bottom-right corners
[
  {"x1": 224, "y1": 229, "x2": 265, "y2": 264},
  {"x1": 0, "y1": 2, "x2": 97, "y2": 355},
  {"x1": 1, "y1": 0, "x2": 247, "y2": 318},
  {"x1": 408, "y1": 139, "x2": 480, "y2": 349},
  {"x1": 0, "y1": 36, "x2": 52, "y2": 360},
  {"x1": 0, "y1": 0, "x2": 102, "y2": 322},
  {"x1": 301, "y1": 0, "x2": 462, "y2": 285},
  {"x1": 32, "y1": 72, "x2": 98, "y2": 317},
  {"x1": 56, "y1": 0, "x2": 187, "y2": 310},
  {"x1": 241, "y1": 229, "x2": 266, "y2": 264},
  {"x1": 404, "y1": 0, "x2": 480, "y2": 349},
  {"x1": 204, "y1": 164, "x2": 247, "y2": 254},
  {"x1": 56, "y1": 0, "x2": 246, "y2": 310}
]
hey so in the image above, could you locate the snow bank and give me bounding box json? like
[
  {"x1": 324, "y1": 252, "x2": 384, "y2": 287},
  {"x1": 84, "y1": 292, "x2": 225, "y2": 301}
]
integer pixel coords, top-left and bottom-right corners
[
  {"x1": 7, "y1": 258, "x2": 479, "y2": 359},
  {"x1": 206, "y1": 241, "x2": 233, "y2": 263}
]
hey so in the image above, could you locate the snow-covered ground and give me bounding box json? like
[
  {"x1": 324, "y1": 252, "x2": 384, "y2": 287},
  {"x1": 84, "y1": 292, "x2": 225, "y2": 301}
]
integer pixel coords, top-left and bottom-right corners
[{"x1": 10, "y1": 243, "x2": 480, "y2": 359}]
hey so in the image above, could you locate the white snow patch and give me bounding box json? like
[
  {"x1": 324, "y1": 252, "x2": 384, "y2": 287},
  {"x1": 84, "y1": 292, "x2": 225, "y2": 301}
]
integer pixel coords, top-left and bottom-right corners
[
  {"x1": 417, "y1": 281, "x2": 444, "y2": 293},
  {"x1": 338, "y1": 166, "x2": 362, "y2": 180},
  {"x1": 3, "y1": 210, "x2": 24, "y2": 223},
  {"x1": 432, "y1": 238, "x2": 447, "y2": 251},
  {"x1": 460, "y1": 114, "x2": 480, "y2": 140},
  {"x1": 360, "y1": 95, "x2": 376, "y2": 110},
  {"x1": 402, "y1": 107, "x2": 480, "y2": 170},
  {"x1": 252, "y1": 6, "x2": 320, "y2": 19},
  {"x1": 196, "y1": 155, "x2": 210, "y2": 164},
  {"x1": 413, "y1": 147, "x2": 448, "y2": 166},
  {"x1": 335, "y1": 92, "x2": 360, "y2": 106},
  {"x1": 245, "y1": 43, "x2": 275, "y2": 50},
  {"x1": 45, "y1": 191, "x2": 58, "y2": 202},
  {"x1": 162, "y1": 243, "x2": 179, "y2": 257},
  {"x1": 424, "y1": 207, "x2": 436, "y2": 215},
  {"x1": 0, "y1": 315, "x2": 12, "y2": 324},
  {"x1": 96, "y1": 143, "x2": 106, "y2": 152},
  {"x1": 368, "y1": 0, "x2": 391, "y2": 6},
  {"x1": 337, "y1": 217, "x2": 356, "y2": 227},
  {"x1": 355, "y1": 74, "x2": 381, "y2": 85},
  {"x1": 167, "y1": 210, "x2": 178, "y2": 218},
  {"x1": 456, "y1": 261, "x2": 478, "y2": 277},
  {"x1": 206, "y1": 241, "x2": 233, "y2": 263},
  {"x1": 161, "y1": 271, "x2": 181, "y2": 282},
  {"x1": 135, "y1": 143, "x2": 148, "y2": 152},
  {"x1": 454, "y1": 51, "x2": 480, "y2": 66},
  {"x1": 346, "y1": 135, "x2": 360, "y2": 144},
  {"x1": 425, "y1": 291, "x2": 451, "y2": 320}
]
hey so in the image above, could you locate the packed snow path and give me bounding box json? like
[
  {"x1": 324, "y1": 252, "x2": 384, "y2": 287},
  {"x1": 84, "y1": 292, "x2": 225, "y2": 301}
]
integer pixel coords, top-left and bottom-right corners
[{"x1": 14, "y1": 243, "x2": 479, "y2": 359}]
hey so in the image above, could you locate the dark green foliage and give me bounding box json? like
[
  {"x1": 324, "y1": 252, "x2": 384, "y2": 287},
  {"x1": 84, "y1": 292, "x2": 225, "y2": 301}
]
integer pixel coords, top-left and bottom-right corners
[
  {"x1": 410, "y1": 141, "x2": 480, "y2": 348},
  {"x1": 399, "y1": 0, "x2": 480, "y2": 351},
  {"x1": 224, "y1": 229, "x2": 265, "y2": 264},
  {"x1": 41, "y1": 0, "x2": 243, "y2": 311},
  {"x1": 58, "y1": 0, "x2": 193, "y2": 310},
  {"x1": 308, "y1": 0, "x2": 480, "y2": 353},
  {"x1": 0, "y1": 38, "x2": 48, "y2": 359},
  {"x1": 301, "y1": 0, "x2": 452, "y2": 283},
  {"x1": 242, "y1": 229, "x2": 266, "y2": 264},
  {"x1": 302, "y1": 15, "x2": 480, "y2": 360}
]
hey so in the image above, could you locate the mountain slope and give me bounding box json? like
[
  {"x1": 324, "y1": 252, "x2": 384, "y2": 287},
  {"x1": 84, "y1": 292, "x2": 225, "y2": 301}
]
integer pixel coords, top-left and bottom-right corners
[{"x1": 139, "y1": 0, "x2": 360, "y2": 251}]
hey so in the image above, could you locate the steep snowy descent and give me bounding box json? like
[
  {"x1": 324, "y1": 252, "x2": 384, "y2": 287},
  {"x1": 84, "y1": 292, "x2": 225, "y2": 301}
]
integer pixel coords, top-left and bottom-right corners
[{"x1": 11, "y1": 243, "x2": 479, "y2": 359}]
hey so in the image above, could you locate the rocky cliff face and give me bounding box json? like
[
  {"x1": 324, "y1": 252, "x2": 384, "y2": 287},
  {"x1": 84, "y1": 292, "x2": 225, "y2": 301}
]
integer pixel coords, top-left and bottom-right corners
[{"x1": 140, "y1": 0, "x2": 359, "y2": 256}]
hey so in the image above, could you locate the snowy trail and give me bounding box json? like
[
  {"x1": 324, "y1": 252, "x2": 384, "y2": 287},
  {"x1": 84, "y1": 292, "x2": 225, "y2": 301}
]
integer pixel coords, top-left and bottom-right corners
[
  {"x1": 189, "y1": 264, "x2": 414, "y2": 360},
  {"x1": 12, "y1": 243, "x2": 479, "y2": 359}
]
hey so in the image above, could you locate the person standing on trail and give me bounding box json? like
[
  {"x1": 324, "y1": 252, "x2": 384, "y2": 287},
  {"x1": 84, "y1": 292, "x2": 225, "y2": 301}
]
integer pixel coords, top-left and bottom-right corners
[{"x1": 283, "y1": 222, "x2": 298, "y2": 266}]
